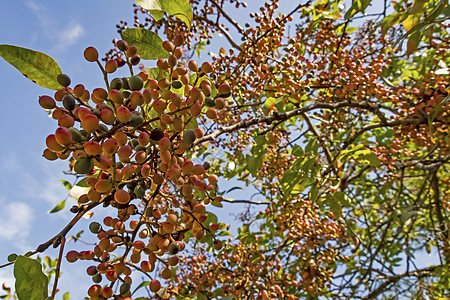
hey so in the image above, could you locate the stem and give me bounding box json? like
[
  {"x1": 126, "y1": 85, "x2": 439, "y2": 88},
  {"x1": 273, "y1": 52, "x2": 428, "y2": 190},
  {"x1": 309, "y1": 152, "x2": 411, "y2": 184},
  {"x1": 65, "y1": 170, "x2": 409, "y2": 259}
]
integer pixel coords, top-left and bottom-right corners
[{"x1": 50, "y1": 236, "x2": 65, "y2": 300}]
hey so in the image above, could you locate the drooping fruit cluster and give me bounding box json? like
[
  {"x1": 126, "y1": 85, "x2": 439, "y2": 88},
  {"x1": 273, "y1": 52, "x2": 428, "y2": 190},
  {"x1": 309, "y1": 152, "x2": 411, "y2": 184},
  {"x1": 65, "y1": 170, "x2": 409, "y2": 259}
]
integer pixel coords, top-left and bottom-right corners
[{"x1": 38, "y1": 34, "x2": 231, "y2": 299}]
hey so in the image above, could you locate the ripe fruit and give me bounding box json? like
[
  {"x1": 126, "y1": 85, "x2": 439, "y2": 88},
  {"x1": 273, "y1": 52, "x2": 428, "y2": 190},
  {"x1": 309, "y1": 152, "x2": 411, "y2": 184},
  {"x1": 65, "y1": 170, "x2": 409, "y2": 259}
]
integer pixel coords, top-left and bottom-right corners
[
  {"x1": 162, "y1": 40, "x2": 174, "y2": 52},
  {"x1": 188, "y1": 60, "x2": 198, "y2": 72},
  {"x1": 84, "y1": 47, "x2": 99, "y2": 62},
  {"x1": 66, "y1": 250, "x2": 79, "y2": 263},
  {"x1": 150, "y1": 279, "x2": 161, "y2": 292},
  {"x1": 57, "y1": 74, "x2": 71, "y2": 87},
  {"x1": 173, "y1": 34, "x2": 185, "y2": 47},
  {"x1": 114, "y1": 190, "x2": 130, "y2": 204},
  {"x1": 84, "y1": 141, "x2": 102, "y2": 156},
  {"x1": 116, "y1": 106, "x2": 131, "y2": 123},
  {"x1": 74, "y1": 157, "x2": 94, "y2": 174},
  {"x1": 161, "y1": 268, "x2": 172, "y2": 280},
  {"x1": 100, "y1": 109, "x2": 115, "y2": 125},
  {"x1": 183, "y1": 129, "x2": 196, "y2": 145},
  {"x1": 43, "y1": 149, "x2": 58, "y2": 160},
  {"x1": 81, "y1": 114, "x2": 99, "y2": 133},
  {"x1": 38, "y1": 96, "x2": 56, "y2": 109},
  {"x1": 55, "y1": 127, "x2": 72, "y2": 145},
  {"x1": 117, "y1": 40, "x2": 128, "y2": 51},
  {"x1": 201, "y1": 62, "x2": 214, "y2": 73},
  {"x1": 58, "y1": 114, "x2": 74, "y2": 128},
  {"x1": 105, "y1": 59, "x2": 118, "y2": 73},
  {"x1": 109, "y1": 89, "x2": 124, "y2": 104}
]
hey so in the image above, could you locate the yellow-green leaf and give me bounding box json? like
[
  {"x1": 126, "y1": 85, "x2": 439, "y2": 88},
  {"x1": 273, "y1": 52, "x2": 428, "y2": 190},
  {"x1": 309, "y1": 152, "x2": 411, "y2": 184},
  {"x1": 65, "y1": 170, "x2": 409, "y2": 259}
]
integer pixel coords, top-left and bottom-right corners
[
  {"x1": 48, "y1": 200, "x2": 66, "y2": 213},
  {"x1": 121, "y1": 28, "x2": 170, "y2": 60},
  {"x1": 0, "y1": 44, "x2": 62, "y2": 90},
  {"x1": 135, "y1": 0, "x2": 193, "y2": 28},
  {"x1": 14, "y1": 256, "x2": 48, "y2": 300}
]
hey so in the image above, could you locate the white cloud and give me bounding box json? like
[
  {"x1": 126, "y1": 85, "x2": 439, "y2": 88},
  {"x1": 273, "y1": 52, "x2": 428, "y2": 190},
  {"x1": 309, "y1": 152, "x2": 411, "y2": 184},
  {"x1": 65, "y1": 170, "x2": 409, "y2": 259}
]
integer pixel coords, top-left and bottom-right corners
[
  {"x1": 0, "y1": 197, "x2": 33, "y2": 251},
  {"x1": 55, "y1": 22, "x2": 85, "y2": 51},
  {"x1": 24, "y1": 0, "x2": 85, "y2": 51}
]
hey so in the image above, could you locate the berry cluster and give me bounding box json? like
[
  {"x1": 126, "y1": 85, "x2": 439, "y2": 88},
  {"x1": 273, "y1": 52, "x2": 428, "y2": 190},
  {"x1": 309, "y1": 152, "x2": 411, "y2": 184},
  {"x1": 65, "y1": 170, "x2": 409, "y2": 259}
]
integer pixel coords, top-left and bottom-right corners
[{"x1": 38, "y1": 34, "x2": 231, "y2": 299}]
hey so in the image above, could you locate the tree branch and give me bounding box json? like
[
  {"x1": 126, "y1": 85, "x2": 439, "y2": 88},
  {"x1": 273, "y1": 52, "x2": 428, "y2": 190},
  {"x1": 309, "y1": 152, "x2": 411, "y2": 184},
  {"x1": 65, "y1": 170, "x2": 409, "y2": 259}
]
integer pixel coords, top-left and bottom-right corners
[
  {"x1": 363, "y1": 265, "x2": 442, "y2": 299},
  {"x1": 194, "y1": 100, "x2": 425, "y2": 146}
]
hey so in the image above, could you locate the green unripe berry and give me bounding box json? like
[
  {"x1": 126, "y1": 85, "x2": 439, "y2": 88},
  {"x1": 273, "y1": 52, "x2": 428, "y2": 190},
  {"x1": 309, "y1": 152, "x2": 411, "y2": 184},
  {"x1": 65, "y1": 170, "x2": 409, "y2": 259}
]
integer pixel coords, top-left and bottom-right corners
[
  {"x1": 172, "y1": 80, "x2": 183, "y2": 89},
  {"x1": 120, "y1": 282, "x2": 130, "y2": 295},
  {"x1": 128, "y1": 113, "x2": 144, "y2": 127},
  {"x1": 169, "y1": 241, "x2": 181, "y2": 255},
  {"x1": 135, "y1": 145, "x2": 146, "y2": 152},
  {"x1": 203, "y1": 161, "x2": 211, "y2": 170},
  {"x1": 69, "y1": 127, "x2": 85, "y2": 143},
  {"x1": 121, "y1": 77, "x2": 130, "y2": 89},
  {"x1": 57, "y1": 74, "x2": 71, "y2": 87},
  {"x1": 89, "y1": 222, "x2": 102, "y2": 234},
  {"x1": 130, "y1": 138, "x2": 139, "y2": 149},
  {"x1": 183, "y1": 129, "x2": 196, "y2": 145},
  {"x1": 134, "y1": 185, "x2": 145, "y2": 199},
  {"x1": 74, "y1": 157, "x2": 94, "y2": 174},
  {"x1": 129, "y1": 76, "x2": 144, "y2": 91},
  {"x1": 62, "y1": 94, "x2": 76, "y2": 111},
  {"x1": 110, "y1": 78, "x2": 123, "y2": 90},
  {"x1": 92, "y1": 273, "x2": 102, "y2": 283},
  {"x1": 205, "y1": 97, "x2": 216, "y2": 107}
]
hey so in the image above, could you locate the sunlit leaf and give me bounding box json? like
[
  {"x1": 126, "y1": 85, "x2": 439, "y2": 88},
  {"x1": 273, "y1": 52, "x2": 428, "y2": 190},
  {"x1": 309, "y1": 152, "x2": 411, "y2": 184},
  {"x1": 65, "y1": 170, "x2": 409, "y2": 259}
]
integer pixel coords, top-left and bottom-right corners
[
  {"x1": 135, "y1": 0, "x2": 193, "y2": 28},
  {"x1": 121, "y1": 28, "x2": 170, "y2": 60},
  {"x1": 48, "y1": 200, "x2": 66, "y2": 213},
  {"x1": 0, "y1": 44, "x2": 62, "y2": 90},
  {"x1": 59, "y1": 179, "x2": 72, "y2": 190},
  {"x1": 14, "y1": 256, "x2": 48, "y2": 300}
]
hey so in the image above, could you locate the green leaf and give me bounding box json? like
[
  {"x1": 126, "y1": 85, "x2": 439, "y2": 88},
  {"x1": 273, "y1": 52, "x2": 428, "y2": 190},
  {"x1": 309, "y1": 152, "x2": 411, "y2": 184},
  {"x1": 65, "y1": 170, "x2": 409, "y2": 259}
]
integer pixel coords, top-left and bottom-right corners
[
  {"x1": 135, "y1": 0, "x2": 193, "y2": 28},
  {"x1": 48, "y1": 200, "x2": 66, "y2": 213},
  {"x1": 362, "y1": 153, "x2": 381, "y2": 167},
  {"x1": 211, "y1": 201, "x2": 223, "y2": 207},
  {"x1": 121, "y1": 28, "x2": 170, "y2": 60},
  {"x1": 131, "y1": 281, "x2": 150, "y2": 296},
  {"x1": 185, "y1": 116, "x2": 198, "y2": 130},
  {"x1": 406, "y1": 30, "x2": 421, "y2": 55},
  {"x1": 0, "y1": 44, "x2": 62, "y2": 90},
  {"x1": 381, "y1": 13, "x2": 403, "y2": 35},
  {"x1": 63, "y1": 292, "x2": 70, "y2": 300},
  {"x1": 75, "y1": 177, "x2": 89, "y2": 187},
  {"x1": 14, "y1": 256, "x2": 48, "y2": 300},
  {"x1": 59, "y1": 180, "x2": 72, "y2": 191},
  {"x1": 146, "y1": 67, "x2": 166, "y2": 80}
]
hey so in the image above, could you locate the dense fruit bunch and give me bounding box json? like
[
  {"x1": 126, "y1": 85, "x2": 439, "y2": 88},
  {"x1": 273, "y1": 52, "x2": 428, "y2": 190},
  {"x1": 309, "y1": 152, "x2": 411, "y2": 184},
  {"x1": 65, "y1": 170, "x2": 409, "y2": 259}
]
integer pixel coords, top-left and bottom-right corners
[{"x1": 39, "y1": 34, "x2": 231, "y2": 299}]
